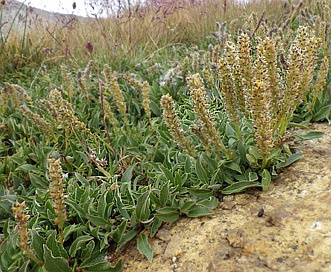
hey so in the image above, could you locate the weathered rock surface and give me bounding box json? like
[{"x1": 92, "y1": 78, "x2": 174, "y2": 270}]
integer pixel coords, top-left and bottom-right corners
[{"x1": 120, "y1": 123, "x2": 331, "y2": 272}]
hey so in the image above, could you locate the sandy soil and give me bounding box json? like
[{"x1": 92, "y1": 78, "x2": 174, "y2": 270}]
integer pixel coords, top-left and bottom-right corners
[{"x1": 118, "y1": 122, "x2": 331, "y2": 272}]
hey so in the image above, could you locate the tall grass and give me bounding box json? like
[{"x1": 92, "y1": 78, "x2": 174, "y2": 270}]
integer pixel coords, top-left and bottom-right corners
[{"x1": 1, "y1": 0, "x2": 312, "y2": 82}]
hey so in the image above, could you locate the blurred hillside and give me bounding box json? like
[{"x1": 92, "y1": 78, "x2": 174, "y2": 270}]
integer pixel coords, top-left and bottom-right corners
[{"x1": 1, "y1": 0, "x2": 81, "y2": 37}]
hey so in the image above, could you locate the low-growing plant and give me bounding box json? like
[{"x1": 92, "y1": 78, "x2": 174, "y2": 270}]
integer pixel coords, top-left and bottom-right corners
[{"x1": 0, "y1": 1, "x2": 330, "y2": 271}]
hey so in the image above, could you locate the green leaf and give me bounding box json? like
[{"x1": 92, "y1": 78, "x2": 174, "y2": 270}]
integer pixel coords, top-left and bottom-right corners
[
  {"x1": 3, "y1": 219, "x2": 10, "y2": 238},
  {"x1": 155, "y1": 207, "x2": 180, "y2": 223},
  {"x1": 65, "y1": 198, "x2": 86, "y2": 222},
  {"x1": 261, "y1": 169, "x2": 271, "y2": 191},
  {"x1": 246, "y1": 154, "x2": 259, "y2": 167},
  {"x1": 75, "y1": 172, "x2": 90, "y2": 186},
  {"x1": 150, "y1": 100, "x2": 161, "y2": 116},
  {"x1": 184, "y1": 157, "x2": 193, "y2": 173},
  {"x1": 312, "y1": 104, "x2": 331, "y2": 121},
  {"x1": 18, "y1": 260, "x2": 30, "y2": 272},
  {"x1": 160, "y1": 166, "x2": 174, "y2": 183},
  {"x1": 197, "y1": 197, "x2": 218, "y2": 209},
  {"x1": 222, "y1": 181, "x2": 260, "y2": 194},
  {"x1": 159, "y1": 181, "x2": 169, "y2": 206},
  {"x1": 187, "y1": 205, "x2": 213, "y2": 218},
  {"x1": 202, "y1": 153, "x2": 218, "y2": 171},
  {"x1": 114, "y1": 189, "x2": 130, "y2": 220},
  {"x1": 186, "y1": 188, "x2": 213, "y2": 199},
  {"x1": 82, "y1": 259, "x2": 122, "y2": 272},
  {"x1": 43, "y1": 244, "x2": 71, "y2": 272},
  {"x1": 16, "y1": 164, "x2": 38, "y2": 172},
  {"x1": 112, "y1": 220, "x2": 127, "y2": 243},
  {"x1": 225, "y1": 123, "x2": 236, "y2": 137},
  {"x1": 238, "y1": 140, "x2": 247, "y2": 164},
  {"x1": 29, "y1": 173, "x2": 48, "y2": 190},
  {"x1": 135, "y1": 190, "x2": 152, "y2": 222},
  {"x1": 149, "y1": 191, "x2": 161, "y2": 207},
  {"x1": 10, "y1": 156, "x2": 25, "y2": 166},
  {"x1": 86, "y1": 214, "x2": 113, "y2": 230},
  {"x1": 122, "y1": 164, "x2": 136, "y2": 183},
  {"x1": 150, "y1": 218, "x2": 163, "y2": 238},
  {"x1": 247, "y1": 146, "x2": 263, "y2": 160},
  {"x1": 137, "y1": 234, "x2": 153, "y2": 263},
  {"x1": 224, "y1": 162, "x2": 242, "y2": 174},
  {"x1": 97, "y1": 190, "x2": 111, "y2": 218},
  {"x1": 117, "y1": 229, "x2": 138, "y2": 251},
  {"x1": 63, "y1": 224, "x2": 87, "y2": 242},
  {"x1": 31, "y1": 229, "x2": 46, "y2": 263},
  {"x1": 248, "y1": 171, "x2": 258, "y2": 182},
  {"x1": 46, "y1": 231, "x2": 68, "y2": 259},
  {"x1": 295, "y1": 131, "x2": 324, "y2": 141},
  {"x1": 81, "y1": 240, "x2": 95, "y2": 262},
  {"x1": 195, "y1": 157, "x2": 208, "y2": 183},
  {"x1": 68, "y1": 235, "x2": 94, "y2": 258},
  {"x1": 79, "y1": 242, "x2": 105, "y2": 268},
  {"x1": 180, "y1": 201, "x2": 196, "y2": 212},
  {"x1": 276, "y1": 153, "x2": 303, "y2": 169}
]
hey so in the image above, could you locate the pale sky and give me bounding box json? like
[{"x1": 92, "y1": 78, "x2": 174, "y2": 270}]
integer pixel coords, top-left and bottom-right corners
[
  {"x1": 16, "y1": 0, "x2": 249, "y2": 17},
  {"x1": 16, "y1": 0, "x2": 98, "y2": 17}
]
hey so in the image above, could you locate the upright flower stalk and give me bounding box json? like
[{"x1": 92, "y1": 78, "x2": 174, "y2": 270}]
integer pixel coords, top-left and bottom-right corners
[
  {"x1": 48, "y1": 158, "x2": 67, "y2": 244},
  {"x1": 102, "y1": 65, "x2": 128, "y2": 125},
  {"x1": 12, "y1": 201, "x2": 43, "y2": 266},
  {"x1": 61, "y1": 64, "x2": 74, "y2": 101},
  {"x1": 278, "y1": 26, "x2": 321, "y2": 136},
  {"x1": 121, "y1": 73, "x2": 152, "y2": 126},
  {"x1": 309, "y1": 56, "x2": 329, "y2": 111},
  {"x1": 187, "y1": 73, "x2": 232, "y2": 159},
  {"x1": 20, "y1": 105, "x2": 54, "y2": 137},
  {"x1": 160, "y1": 93, "x2": 195, "y2": 156},
  {"x1": 217, "y1": 26, "x2": 328, "y2": 167}
]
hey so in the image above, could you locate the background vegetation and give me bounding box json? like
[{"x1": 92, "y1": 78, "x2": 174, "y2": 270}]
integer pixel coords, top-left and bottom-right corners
[{"x1": 1, "y1": 0, "x2": 330, "y2": 271}]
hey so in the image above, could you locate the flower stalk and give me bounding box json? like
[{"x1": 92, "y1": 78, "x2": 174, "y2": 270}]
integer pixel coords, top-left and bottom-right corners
[
  {"x1": 187, "y1": 73, "x2": 232, "y2": 159},
  {"x1": 12, "y1": 201, "x2": 43, "y2": 266},
  {"x1": 160, "y1": 93, "x2": 195, "y2": 156},
  {"x1": 48, "y1": 158, "x2": 67, "y2": 244}
]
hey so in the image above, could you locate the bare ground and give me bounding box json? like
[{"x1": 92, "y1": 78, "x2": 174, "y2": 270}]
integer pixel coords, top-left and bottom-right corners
[{"x1": 118, "y1": 122, "x2": 331, "y2": 272}]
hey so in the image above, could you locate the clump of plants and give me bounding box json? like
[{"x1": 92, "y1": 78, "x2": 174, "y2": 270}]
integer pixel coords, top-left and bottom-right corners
[
  {"x1": 0, "y1": 1, "x2": 330, "y2": 271},
  {"x1": 161, "y1": 25, "x2": 328, "y2": 191}
]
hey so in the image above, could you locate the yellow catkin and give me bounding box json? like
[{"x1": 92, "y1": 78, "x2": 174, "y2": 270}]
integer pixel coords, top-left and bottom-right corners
[
  {"x1": 20, "y1": 105, "x2": 53, "y2": 137},
  {"x1": 83, "y1": 59, "x2": 94, "y2": 83},
  {"x1": 12, "y1": 201, "x2": 43, "y2": 265},
  {"x1": 238, "y1": 33, "x2": 253, "y2": 118},
  {"x1": 77, "y1": 70, "x2": 87, "y2": 96},
  {"x1": 218, "y1": 41, "x2": 243, "y2": 121},
  {"x1": 103, "y1": 99, "x2": 119, "y2": 133},
  {"x1": 310, "y1": 56, "x2": 329, "y2": 110},
  {"x1": 48, "y1": 158, "x2": 67, "y2": 244},
  {"x1": 12, "y1": 201, "x2": 30, "y2": 252},
  {"x1": 60, "y1": 64, "x2": 74, "y2": 101},
  {"x1": 141, "y1": 81, "x2": 152, "y2": 124},
  {"x1": 103, "y1": 65, "x2": 128, "y2": 124},
  {"x1": 121, "y1": 74, "x2": 152, "y2": 124},
  {"x1": 160, "y1": 93, "x2": 195, "y2": 156},
  {"x1": 281, "y1": 27, "x2": 320, "y2": 124},
  {"x1": 43, "y1": 89, "x2": 91, "y2": 137},
  {"x1": 187, "y1": 74, "x2": 231, "y2": 158}
]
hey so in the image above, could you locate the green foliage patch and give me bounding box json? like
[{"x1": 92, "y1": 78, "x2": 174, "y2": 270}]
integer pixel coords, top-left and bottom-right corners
[{"x1": 1, "y1": 0, "x2": 331, "y2": 271}]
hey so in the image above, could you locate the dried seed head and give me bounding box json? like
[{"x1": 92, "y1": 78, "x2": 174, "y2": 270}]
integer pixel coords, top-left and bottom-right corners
[
  {"x1": 187, "y1": 74, "x2": 231, "y2": 158},
  {"x1": 160, "y1": 93, "x2": 195, "y2": 156},
  {"x1": 12, "y1": 201, "x2": 30, "y2": 252},
  {"x1": 48, "y1": 158, "x2": 67, "y2": 242},
  {"x1": 20, "y1": 105, "x2": 53, "y2": 137}
]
